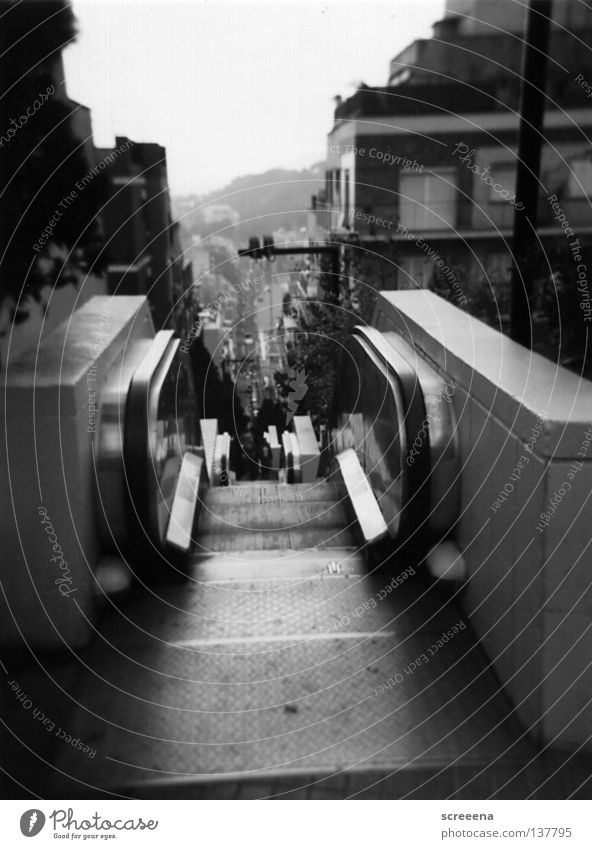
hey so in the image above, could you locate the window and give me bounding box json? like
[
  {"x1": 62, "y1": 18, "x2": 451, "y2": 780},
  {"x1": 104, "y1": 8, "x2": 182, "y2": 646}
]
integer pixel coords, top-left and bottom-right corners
[
  {"x1": 567, "y1": 157, "x2": 592, "y2": 197},
  {"x1": 325, "y1": 171, "x2": 333, "y2": 205},
  {"x1": 489, "y1": 165, "x2": 516, "y2": 202},
  {"x1": 399, "y1": 171, "x2": 457, "y2": 230},
  {"x1": 333, "y1": 169, "x2": 341, "y2": 206}
]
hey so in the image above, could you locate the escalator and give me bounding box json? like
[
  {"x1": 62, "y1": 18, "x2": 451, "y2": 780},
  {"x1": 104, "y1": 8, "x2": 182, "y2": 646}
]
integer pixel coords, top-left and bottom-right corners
[
  {"x1": 38, "y1": 328, "x2": 546, "y2": 799},
  {"x1": 331, "y1": 325, "x2": 461, "y2": 552},
  {"x1": 3, "y1": 321, "x2": 583, "y2": 800}
]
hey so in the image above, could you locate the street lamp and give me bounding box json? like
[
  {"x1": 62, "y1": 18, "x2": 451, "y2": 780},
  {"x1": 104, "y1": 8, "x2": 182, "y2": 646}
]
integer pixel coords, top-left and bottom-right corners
[{"x1": 238, "y1": 235, "x2": 341, "y2": 300}]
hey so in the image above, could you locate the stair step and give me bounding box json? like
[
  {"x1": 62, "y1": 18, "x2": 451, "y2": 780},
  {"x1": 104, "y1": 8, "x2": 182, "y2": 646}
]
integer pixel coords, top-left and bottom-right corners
[
  {"x1": 205, "y1": 482, "x2": 340, "y2": 505},
  {"x1": 190, "y1": 548, "x2": 365, "y2": 581},
  {"x1": 196, "y1": 525, "x2": 356, "y2": 551},
  {"x1": 198, "y1": 501, "x2": 350, "y2": 534}
]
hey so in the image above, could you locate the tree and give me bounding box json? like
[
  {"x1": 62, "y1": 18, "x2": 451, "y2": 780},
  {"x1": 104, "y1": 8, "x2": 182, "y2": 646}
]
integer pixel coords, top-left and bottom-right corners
[
  {"x1": 187, "y1": 334, "x2": 248, "y2": 450},
  {"x1": 530, "y1": 242, "x2": 592, "y2": 378},
  {"x1": 429, "y1": 259, "x2": 510, "y2": 332},
  {"x1": 340, "y1": 244, "x2": 388, "y2": 323},
  {"x1": 0, "y1": 1, "x2": 108, "y2": 321},
  {"x1": 428, "y1": 246, "x2": 591, "y2": 379},
  {"x1": 270, "y1": 245, "x2": 378, "y2": 430},
  {"x1": 277, "y1": 298, "x2": 361, "y2": 428}
]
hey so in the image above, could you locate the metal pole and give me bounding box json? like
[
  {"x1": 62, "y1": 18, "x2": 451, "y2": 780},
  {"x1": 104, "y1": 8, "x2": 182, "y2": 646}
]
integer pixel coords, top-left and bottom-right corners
[{"x1": 510, "y1": 0, "x2": 552, "y2": 347}]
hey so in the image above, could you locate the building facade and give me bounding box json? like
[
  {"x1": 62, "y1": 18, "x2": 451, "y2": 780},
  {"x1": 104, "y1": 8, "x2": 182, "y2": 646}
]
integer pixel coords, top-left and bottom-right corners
[
  {"x1": 311, "y1": 0, "x2": 592, "y2": 314},
  {"x1": 97, "y1": 137, "x2": 188, "y2": 330}
]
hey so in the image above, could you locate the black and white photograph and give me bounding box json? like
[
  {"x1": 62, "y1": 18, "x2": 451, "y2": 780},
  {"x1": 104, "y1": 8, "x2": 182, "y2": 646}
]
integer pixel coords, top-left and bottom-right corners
[{"x1": 0, "y1": 0, "x2": 591, "y2": 838}]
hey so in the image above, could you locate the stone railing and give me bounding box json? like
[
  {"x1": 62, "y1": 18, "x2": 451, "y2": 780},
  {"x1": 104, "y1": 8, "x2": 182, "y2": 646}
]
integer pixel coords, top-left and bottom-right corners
[
  {"x1": 373, "y1": 290, "x2": 592, "y2": 751},
  {"x1": 0, "y1": 296, "x2": 153, "y2": 649}
]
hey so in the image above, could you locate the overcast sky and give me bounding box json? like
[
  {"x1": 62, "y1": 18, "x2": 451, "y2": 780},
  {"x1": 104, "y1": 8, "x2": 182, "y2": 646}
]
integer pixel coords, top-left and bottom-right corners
[{"x1": 64, "y1": 0, "x2": 444, "y2": 197}]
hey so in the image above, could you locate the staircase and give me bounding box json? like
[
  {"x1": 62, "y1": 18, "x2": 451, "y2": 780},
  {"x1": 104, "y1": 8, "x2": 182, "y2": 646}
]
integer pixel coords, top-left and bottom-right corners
[
  {"x1": 25, "y1": 483, "x2": 586, "y2": 799},
  {"x1": 196, "y1": 482, "x2": 355, "y2": 551}
]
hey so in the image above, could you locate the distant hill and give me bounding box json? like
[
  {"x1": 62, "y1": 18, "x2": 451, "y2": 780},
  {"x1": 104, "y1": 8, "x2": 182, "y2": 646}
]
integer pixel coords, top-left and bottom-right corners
[{"x1": 173, "y1": 164, "x2": 325, "y2": 242}]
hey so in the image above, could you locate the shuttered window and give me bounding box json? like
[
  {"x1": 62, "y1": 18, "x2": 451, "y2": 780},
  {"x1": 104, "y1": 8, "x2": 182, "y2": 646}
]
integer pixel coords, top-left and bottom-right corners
[
  {"x1": 399, "y1": 171, "x2": 457, "y2": 230},
  {"x1": 490, "y1": 165, "x2": 517, "y2": 201},
  {"x1": 568, "y1": 157, "x2": 592, "y2": 197}
]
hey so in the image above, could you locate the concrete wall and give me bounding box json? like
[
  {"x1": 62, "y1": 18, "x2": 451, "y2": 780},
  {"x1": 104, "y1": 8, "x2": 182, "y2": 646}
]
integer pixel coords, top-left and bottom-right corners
[
  {"x1": 374, "y1": 289, "x2": 592, "y2": 751},
  {"x1": 0, "y1": 296, "x2": 154, "y2": 650}
]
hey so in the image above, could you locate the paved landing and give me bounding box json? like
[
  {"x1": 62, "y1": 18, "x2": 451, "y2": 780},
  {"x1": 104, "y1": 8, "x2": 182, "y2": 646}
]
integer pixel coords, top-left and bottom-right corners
[{"x1": 2, "y1": 485, "x2": 590, "y2": 799}]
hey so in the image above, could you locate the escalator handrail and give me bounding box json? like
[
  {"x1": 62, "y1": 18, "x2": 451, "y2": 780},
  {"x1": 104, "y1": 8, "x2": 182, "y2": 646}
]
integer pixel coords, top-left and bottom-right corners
[
  {"x1": 350, "y1": 325, "x2": 432, "y2": 542},
  {"x1": 124, "y1": 331, "x2": 179, "y2": 552}
]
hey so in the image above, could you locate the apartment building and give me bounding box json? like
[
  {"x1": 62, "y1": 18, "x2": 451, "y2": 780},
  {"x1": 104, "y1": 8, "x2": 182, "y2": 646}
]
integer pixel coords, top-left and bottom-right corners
[{"x1": 311, "y1": 0, "x2": 592, "y2": 298}]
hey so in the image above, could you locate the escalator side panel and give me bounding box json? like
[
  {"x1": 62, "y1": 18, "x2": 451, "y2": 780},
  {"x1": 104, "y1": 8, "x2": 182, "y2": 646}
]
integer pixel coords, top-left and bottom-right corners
[
  {"x1": 332, "y1": 329, "x2": 430, "y2": 544},
  {"x1": 123, "y1": 332, "x2": 199, "y2": 574},
  {"x1": 381, "y1": 330, "x2": 461, "y2": 537}
]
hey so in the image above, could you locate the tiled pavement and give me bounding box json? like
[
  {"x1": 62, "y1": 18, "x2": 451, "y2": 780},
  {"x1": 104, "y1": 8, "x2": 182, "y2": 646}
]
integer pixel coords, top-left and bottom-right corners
[{"x1": 1, "y1": 484, "x2": 590, "y2": 799}]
